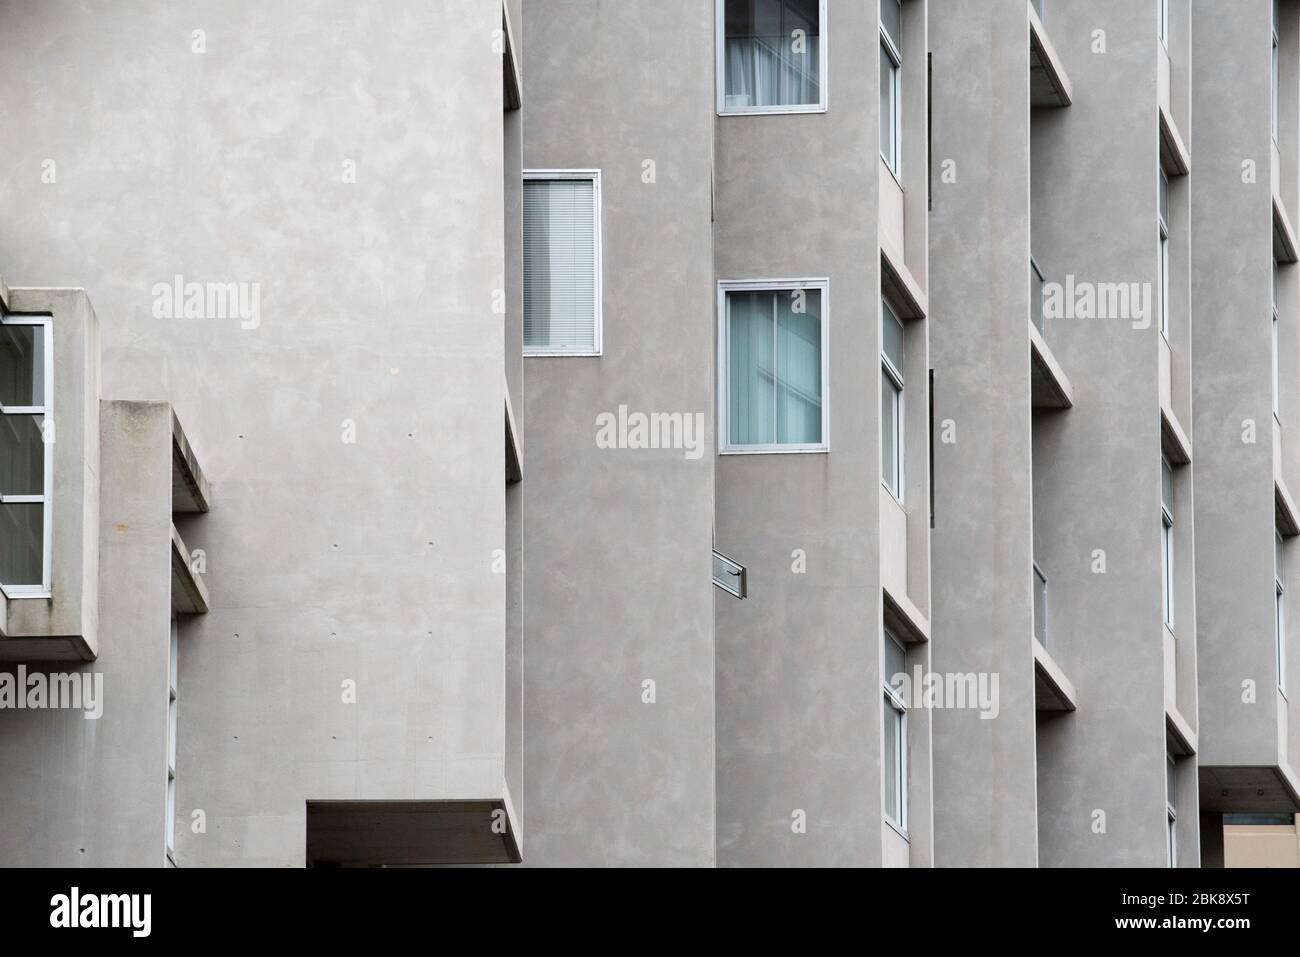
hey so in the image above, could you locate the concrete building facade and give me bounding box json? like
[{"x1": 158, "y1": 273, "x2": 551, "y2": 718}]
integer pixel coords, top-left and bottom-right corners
[{"x1": 0, "y1": 0, "x2": 1297, "y2": 867}]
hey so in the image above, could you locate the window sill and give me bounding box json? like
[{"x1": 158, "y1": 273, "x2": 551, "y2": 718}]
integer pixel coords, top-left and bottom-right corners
[
  {"x1": 718, "y1": 104, "x2": 827, "y2": 117},
  {"x1": 720, "y1": 446, "x2": 828, "y2": 456},
  {"x1": 0, "y1": 586, "x2": 51, "y2": 601},
  {"x1": 884, "y1": 816, "x2": 909, "y2": 843},
  {"x1": 524, "y1": 350, "x2": 602, "y2": 358}
]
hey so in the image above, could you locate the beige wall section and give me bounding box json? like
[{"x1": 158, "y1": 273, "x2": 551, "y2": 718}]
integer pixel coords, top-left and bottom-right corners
[{"x1": 1225, "y1": 817, "x2": 1300, "y2": 866}]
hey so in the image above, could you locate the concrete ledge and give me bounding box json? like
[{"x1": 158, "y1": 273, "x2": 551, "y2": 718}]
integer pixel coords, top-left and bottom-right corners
[
  {"x1": 880, "y1": 240, "x2": 927, "y2": 320},
  {"x1": 1201, "y1": 764, "x2": 1300, "y2": 813},
  {"x1": 502, "y1": 1, "x2": 521, "y2": 111},
  {"x1": 884, "y1": 583, "x2": 930, "y2": 644},
  {"x1": 171, "y1": 411, "x2": 210, "y2": 513},
  {"x1": 1166, "y1": 706, "x2": 1197, "y2": 756},
  {"x1": 1276, "y1": 475, "x2": 1300, "y2": 536},
  {"x1": 1161, "y1": 405, "x2": 1192, "y2": 466},
  {"x1": 1033, "y1": 638, "x2": 1077, "y2": 712},
  {"x1": 1275, "y1": 194, "x2": 1299, "y2": 263},
  {"x1": 504, "y1": 383, "x2": 522, "y2": 484},
  {"x1": 170, "y1": 524, "x2": 209, "y2": 615},
  {"x1": 1029, "y1": 7, "x2": 1072, "y2": 107},
  {"x1": 1158, "y1": 104, "x2": 1190, "y2": 176},
  {"x1": 1029, "y1": 321, "x2": 1074, "y2": 409}
]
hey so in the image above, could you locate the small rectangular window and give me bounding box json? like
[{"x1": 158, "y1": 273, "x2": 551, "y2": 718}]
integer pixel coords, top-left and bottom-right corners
[
  {"x1": 0, "y1": 315, "x2": 53, "y2": 596},
  {"x1": 166, "y1": 619, "x2": 178, "y2": 860},
  {"x1": 1274, "y1": 263, "x2": 1282, "y2": 418},
  {"x1": 1031, "y1": 257, "x2": 1046, "y2": 333},
  {"x1": 1166, "y1": 753, "x2": 1177, "y2": 867},
  {"x1": 1158, "y1": 169, "x2": 1170, "y2": 338},
  {"x1": 523, "y1": 173, "x2": 601, "y2": 355},
  {"x1": 1278, "y1": 529, "x2": 1287, "y2": 692},
  {"x1": 882, "y1": 298, "x2": 905, "y2": 498},
  {"x1": 1033, "y1": 562, "x2": 1048, "y2": 645},
  {"x1": 719, "y1": 0, "x2": 826, "y2": 114},
  {"x1": 1159, "y1": 0, "x2": 1169, "y2": 48},
  {"x1": 720, "y1": 281, "x2": 828, "y2": 452},
  {"x1": 883, "y1": 627, "x2": 907, "y2": 833},
  {"x1": 1274, "y1": 5, "x2": 1281, "y2": 143}
]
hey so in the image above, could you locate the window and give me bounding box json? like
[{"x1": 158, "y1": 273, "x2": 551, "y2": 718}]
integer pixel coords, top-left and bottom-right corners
[
  {"x1": 719, "y1": 281, "x2": 828, "y2": 452},
  {"x1": 1159, "y1": 0, "x2": 1169, "y2": 49},
  {"x1": 1166, "y1": 754, "x2": 1177, "y2": 867},
  {"x1": 1033, "y1": 0, "x2": 1046, "y2": 25},
  {"x1": 1162, "y1": 457, "x2": 1174, "y2": 629},
  {"x1": 523, "y1": 172, "x2": 601, "y2": 355},
  {"x1": 883, "y1": 628, "x2": 907, "y2": 833},
  {"x1": 1033, "y1": 561, "x2": 1048, "y2": 645},
  {"x1": 1031, "y1": 257, "x2": 1046, "y2": 333},
  {"x1": 1274, "y1": 0, "x2": 1281, "y2": 143},
  {"x1": 166, "y1": 619, "x2": 178, "y2": 861},
  {"x1": 1274, "y1": 263, "x2": 1282, "y2": 419},
  {"x1": 1278, "y1": 530, "x2": 1287, "y2": 692},
  {"x1": 0, "y1": 314, "x2": 53, "y2": 597},
  {"x1": 880, "y1": 0, "x2": 902, "y2": 174},
  {"x1": 718, "y1": 0, "x2": 826, "y2": 114},
  {"x1": 1158, "y1": 168, "x2": 1170, "y2": 338},
  {"x1": 882, "y1": 298, "x2": 904, "y2": 497}
]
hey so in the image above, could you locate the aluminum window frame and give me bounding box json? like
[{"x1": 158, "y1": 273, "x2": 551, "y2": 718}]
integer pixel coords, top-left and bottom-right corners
[
  {"x1": 522, "y1": 169, "x2": 603, "y2": 358},
  {"x1": 1275, "y1": 1, "x2": 1282, "y2": 144},
  {"x1": 1278, "y1": 529, "x2": 1288, "y2": 693},
  {"x1": 1162, "y1": 457, "x2": 1175, "y2": 630},
  {"x1": 0, "y1": 313, "x2": 54, "y2": 599},
  {"x1": 717, "y1": 278, "x2": 831, "y2": 454},
  {"x1": 1158, "y1": 169, "x2": 1170, "y2": 340},
  {"x1": 715, "y1": 0, "x2": 829, "y2": 116},
  {"x1": 879, "y1": 10, "x2": 902, "y2": 176},
  {"x1": 1159, "y1": 0, "x2": 1169, "y2": 49},
  {"x1": 1166, "y1": 753, "x2": 1178, "y2": 867},
  {"x1": 881, "y1": 296, "x2": 905, "y2": 500},
  {"x1": 166, "y1": 618, "x2": 178, "y2": 862},
  {"x1": 882, "y1": 627, "x2": 908, "y2": 835},
  {"x1": 1033, "y1": 560, "x2": 1048, "y2": 646}
]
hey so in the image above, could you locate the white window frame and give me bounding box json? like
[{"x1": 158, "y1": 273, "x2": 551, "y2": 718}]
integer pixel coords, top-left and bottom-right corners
[
  {"x1": 879, "y1": 8, "x2": 902, "y2": 175},
  {"x1": 0, "y1": 314, "x2": 54, "y2": 599},
  {"x1": 717, "y1": 278, "x2": 830, "y2": 454},
  {"x1": 166, "y1": 618, "x2": 178, "y2": 862},
  {"x1": 1158, "y1": 169, "x2": 1170, "y2": 340},
  {"x1": 1278, "y1": 529, "x2": 1288, "y2": 693},
  {"x1": 1162, "y1": 457, "x2": 1175, "y2": 630},
  {"x1": 1274, "y1": 1, "x2": 1281, "y2": 145},
  {"x1": 881, "y1": 296, "x2": 905, "y2": 500},
  {"x1": 522, "y1": 169, "x2": 603, "y2": 357},
  {"x1": 1166, "y1": 753, "x2": 1177, "y2": 867},
  {"x1": 1159, "y1": 0, "x2": 1169, "y2": 49},
  {"x1": 1274, "y1": 263, "x2": 1282, "y2": 420},
  {"x1": 883, "y1": 628, "x2": 908, "y2": 835},
  {"x1": 716, "y1": 0, "x2": 829, "y2": 116}
]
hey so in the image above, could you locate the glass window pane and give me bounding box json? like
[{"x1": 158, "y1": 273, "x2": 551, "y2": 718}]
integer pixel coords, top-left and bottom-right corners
[
  {"x1": 1033, "y1": 564, "x2": 1048, "y2": 644},
  {"x1": 1158, "y1": 171, "x2": 1169, "y2": 227},
  {"x1": 882, "y1": 374, "x2": 900, "y2": 492},
  {"x1": 0, "y1": 501, "x2": 44, "y2": 587},
  {"x1": 882, "y1": 300, "x2": 904, "y2": 372},
  {"x1": 0, "y1": 323, "x2": 44, "y2": 408},
  {"x1": 1277, "y1": 531, "x2": 1285, "y2": 581},
  {"x1": 724, "y1": 0, "x2": 821, "y2": 109},
  {"x1": 523, "y1": 179, "x2": 597, "y2": 352},
  {"x1": 775, "y1": 290, "x2": 822, "y2": 444},
  {"x1": 879, "y1": 44, "x2": 896, "y2": 168},
  {"x1": 885, "y1": 631, "x2": 906, "y2": 686},
  {"x1": 1166, "y1": 757, "x2": 1176, "y2": 807},
  {"x1": 1161, "y1": 459, "x2": 1174, "y2": 513},
  {"x1": 883, "y1": 697, "x2": 901, "y2": 823},
  {"x1": 0, "y1": 414, "x2": 46, "y2": 495},
  {"x1": 881, "y1": 0, "x2": 902, "y2": 51},
  {"x1": 728, "y1": 292, "x2": 776, "y2": 445}
]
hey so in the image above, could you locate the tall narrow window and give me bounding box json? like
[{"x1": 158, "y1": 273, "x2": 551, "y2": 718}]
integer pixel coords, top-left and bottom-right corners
[
  {"x1": 883, "y1": 628, "x2": 908, "y2": 833},
  {"x1": 719, "y1": 0, "x2": 826, "y2": 113},
  {"x1": 1162, "y1": 457, "x2": 1175, "y2": 629},
  {"x1": 1033, "y1": 0, "x2": 1046, "y2": 25},
  {"x1": 1274, "y1": 262, "x2": 1282, "y2": 418},
  {"x1": 1278, "y1": 530, "x2": 1287, "y2": 692},
  {"x1": 880, "y1": 0, "x2": 902, "y2": 174},
  {"x1": 166, "y1": 618, "x2": 178, "y2": 861},
  {"x1": 0, "y1": 314, "x2": 53, "y2": 596},
  {"x1": 721, "y1": 282, "x2": 827, "y2": 451},
  {"x1": 523, "y1": 172, "x2": 601, "y2": 355},
  {"x1": 1158, "y1": 168, "x2": 1170, "y2": 338},
  {"x1": 1159, "y1": 0, "x2": 1169, "y2": 48},
  {"x1": 1166, "y1": 754, "x2": 1178, "y2": 867},
  {"x1": 881, "y1": 298, "x2": 905, "y2": 498},
  {"x1": 1274, "y1": 0, "x2": 1281, "y2": 143}
]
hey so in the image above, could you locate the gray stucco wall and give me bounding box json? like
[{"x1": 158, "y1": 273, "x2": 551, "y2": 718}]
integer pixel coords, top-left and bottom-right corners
[
  {"x1": 519, "y1": 0, "x2": 717, "y2": 866},
  {"x1": 0, "y1": 0, "x2": 511, "y2": 865}
]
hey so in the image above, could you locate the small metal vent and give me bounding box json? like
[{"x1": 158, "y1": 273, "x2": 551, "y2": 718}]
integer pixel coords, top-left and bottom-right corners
[{"x1": 712, "y1": 550, "x2": 746, "y2": 600}]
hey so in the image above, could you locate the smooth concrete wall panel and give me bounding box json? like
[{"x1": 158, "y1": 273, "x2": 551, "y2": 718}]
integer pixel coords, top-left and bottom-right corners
[
  {"x1": 0, "y1": 0, "x2": 509, "y2": 865},
  {"x1": 0, "y1": 401, "x2": 172, "y2": 866},
  {"x1": 929, "y1": 0, "x2": 1038, "y2": 867},
  {"x1": 714, "y1": 0, "x2": 885, "y2": 866},
  {"x1": 1031, "y1": 0, "x2": 1174, "y2": 867},
  {"x1": 1191, "y1": 0, "x2": 1279, "y2": 771},
  {"x1": 520, "y1": 0, "x2": 717, "y2": 866}
]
